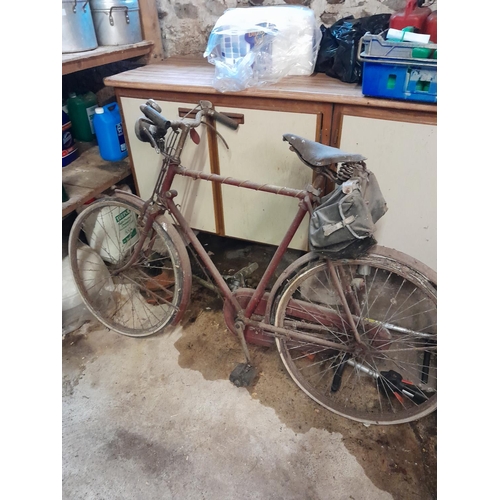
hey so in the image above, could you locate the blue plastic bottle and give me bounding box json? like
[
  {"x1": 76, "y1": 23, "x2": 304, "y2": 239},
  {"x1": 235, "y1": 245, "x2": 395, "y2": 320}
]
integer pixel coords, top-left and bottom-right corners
[{"x1": 93, "y1": 102, "x2": 128, "y2": 161}]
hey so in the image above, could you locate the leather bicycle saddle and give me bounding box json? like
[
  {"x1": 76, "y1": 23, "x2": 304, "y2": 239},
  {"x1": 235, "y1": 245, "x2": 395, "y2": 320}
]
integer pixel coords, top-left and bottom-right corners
[{"x1": 283, "y1": 133, "x2": 366, "y2": 167}]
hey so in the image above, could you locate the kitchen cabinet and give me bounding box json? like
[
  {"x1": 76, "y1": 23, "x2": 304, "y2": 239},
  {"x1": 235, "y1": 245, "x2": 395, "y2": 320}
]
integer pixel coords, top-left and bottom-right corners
[
  {"x1": 334, "y1": 106, "x2": 437, "y2": 271},
  {"x1": 119, "y1": 95, "x2": 328, "y2": 250},
  {"x1": 105, "y1": 57, "x2": 437, "y2": 269},
  {"x1": 120, "y1": 97, "x2": 216, "y2": 232},
  {"x1": 216, "y1": 105, "x2": 318, "y2": 250}
]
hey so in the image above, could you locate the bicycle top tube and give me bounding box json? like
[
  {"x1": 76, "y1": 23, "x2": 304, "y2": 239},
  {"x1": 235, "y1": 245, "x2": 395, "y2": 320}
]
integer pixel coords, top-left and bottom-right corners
[{"x1": 171, "y1": 164, "x2": 313, "y2": 200}]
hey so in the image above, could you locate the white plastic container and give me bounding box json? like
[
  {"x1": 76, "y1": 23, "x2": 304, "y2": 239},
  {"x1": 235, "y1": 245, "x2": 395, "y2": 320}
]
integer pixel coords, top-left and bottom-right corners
[
  {"x1": 62, "y1": 254, "x2": 90, "y2": 334},
  {"x1": 82, "y1": 204, "x2": 139, "y2": 264}
]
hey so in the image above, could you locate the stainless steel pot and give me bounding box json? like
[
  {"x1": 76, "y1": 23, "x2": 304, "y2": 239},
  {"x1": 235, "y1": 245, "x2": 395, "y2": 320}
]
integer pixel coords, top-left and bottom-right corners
[
  {"x1": 62, "y1": 1, "x2": 98, "y2": 53},
  {"x1": 89, "y1": 0, "x2": 142, "y2": 46}
]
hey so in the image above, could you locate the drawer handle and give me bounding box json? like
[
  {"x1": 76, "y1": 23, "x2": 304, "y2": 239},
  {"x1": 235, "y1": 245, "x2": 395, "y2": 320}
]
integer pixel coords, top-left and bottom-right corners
[{"x1": 178, "y1": 107, "x2": 245, "y2": 125}]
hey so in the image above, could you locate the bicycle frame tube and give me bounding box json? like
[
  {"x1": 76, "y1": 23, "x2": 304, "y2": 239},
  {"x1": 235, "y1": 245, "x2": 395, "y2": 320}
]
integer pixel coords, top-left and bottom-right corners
[
  {"x1": 111, "y1": 207, "x2": 160, "y2": 275},
  {"x1": 160, "y1": 159, "x2": 313, "y2": 321},
  {"x1": 159, "y1": 154, "x2": 308, "y2": 201}
]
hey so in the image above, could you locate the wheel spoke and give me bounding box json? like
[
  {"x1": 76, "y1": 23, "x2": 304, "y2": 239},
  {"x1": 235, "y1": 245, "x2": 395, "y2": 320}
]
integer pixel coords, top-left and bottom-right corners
[
  {"x1": 274, "y1": 256, "x2": 437, "y2": 425},
  {"x1": 69, "y1": 199, "x2": 188, "y2": 337}
]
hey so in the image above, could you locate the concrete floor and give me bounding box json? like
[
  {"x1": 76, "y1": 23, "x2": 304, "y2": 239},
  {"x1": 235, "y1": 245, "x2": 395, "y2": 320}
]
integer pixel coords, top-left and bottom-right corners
[
  {"x1": 62, "y1": 321, "x2": 393, "y2": 500},
  {"x1": 62, "y1": 229, "x2": 436, "y2": 500}
]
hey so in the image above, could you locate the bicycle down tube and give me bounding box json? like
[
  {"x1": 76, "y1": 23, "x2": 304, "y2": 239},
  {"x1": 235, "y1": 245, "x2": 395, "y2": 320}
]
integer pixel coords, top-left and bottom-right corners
[{"x1": 161, "y1": 157, "x2": 310, "y2": 320}]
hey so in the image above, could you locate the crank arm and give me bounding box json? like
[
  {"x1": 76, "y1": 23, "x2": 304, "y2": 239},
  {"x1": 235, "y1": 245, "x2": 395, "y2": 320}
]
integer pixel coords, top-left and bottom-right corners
[{"x1": 346, "y1": 360, "x2": 436, "y2": 397}]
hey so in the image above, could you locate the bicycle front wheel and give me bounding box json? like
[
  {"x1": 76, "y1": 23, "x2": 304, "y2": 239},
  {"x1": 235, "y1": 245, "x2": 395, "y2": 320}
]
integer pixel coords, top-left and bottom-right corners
[
  {"x1": 271, "y1": 249, "x2": 437, "y2": 425},
  {"x1": 68, "y1": 197, "x2": 191, "y2": 337}
]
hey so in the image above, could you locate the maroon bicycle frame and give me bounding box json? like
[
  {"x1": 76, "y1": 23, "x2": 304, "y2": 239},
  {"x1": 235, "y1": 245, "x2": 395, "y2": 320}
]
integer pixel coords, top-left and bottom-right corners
[{"x1": 159, "y1": 156, "x2": 314, "y2": 324}]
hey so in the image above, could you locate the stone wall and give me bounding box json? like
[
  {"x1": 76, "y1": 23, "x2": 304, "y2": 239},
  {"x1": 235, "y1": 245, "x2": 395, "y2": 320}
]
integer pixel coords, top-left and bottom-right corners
[{"x1": 154, "y1": 0, "x2": 437, "y2": 58}]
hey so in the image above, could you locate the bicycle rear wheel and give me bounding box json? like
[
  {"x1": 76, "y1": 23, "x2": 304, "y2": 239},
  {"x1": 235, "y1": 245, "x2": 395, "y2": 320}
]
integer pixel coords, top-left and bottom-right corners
[
  {"x1": 271, "y1": 249, "x2": 437, "y2": 425},
  {"x1": 68, "y1": 197, "x2": 191, "y2": 337}
]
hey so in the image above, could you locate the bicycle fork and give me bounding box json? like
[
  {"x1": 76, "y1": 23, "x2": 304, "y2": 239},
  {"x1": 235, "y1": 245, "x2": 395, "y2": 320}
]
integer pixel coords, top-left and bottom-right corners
[{"x1": 110, "y1": 205, "x2": 161, "y2": 275}]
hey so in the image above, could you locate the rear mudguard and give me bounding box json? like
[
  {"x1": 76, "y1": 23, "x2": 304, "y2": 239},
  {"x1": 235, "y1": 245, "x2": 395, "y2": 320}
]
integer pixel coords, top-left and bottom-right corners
[
  {"x1": 112, "y1": 190, "x2": 193, "y2": 326},
  {"x1": 264, "y1": 245, "x2": 437, "y2": 327}
]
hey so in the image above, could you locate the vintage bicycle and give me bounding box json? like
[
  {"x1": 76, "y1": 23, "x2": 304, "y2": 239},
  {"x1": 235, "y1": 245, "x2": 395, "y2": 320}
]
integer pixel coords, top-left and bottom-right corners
[{"x1": 68, "y1": 99, "x2": 437, "y2": 425}]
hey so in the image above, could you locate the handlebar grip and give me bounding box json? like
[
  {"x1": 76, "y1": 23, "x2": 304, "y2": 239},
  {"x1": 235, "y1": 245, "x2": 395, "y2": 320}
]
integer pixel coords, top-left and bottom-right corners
[
  {"x1": 140, "y1": 104, "x2": 171, "y2": 130},
  {"x1": 212, "y1": 110, "x2": 239, "y2": 130}
]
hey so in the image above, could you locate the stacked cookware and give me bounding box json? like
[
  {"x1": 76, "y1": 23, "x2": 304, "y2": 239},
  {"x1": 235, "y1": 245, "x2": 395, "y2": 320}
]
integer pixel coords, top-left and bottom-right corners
[{"x1": 62, "y1": 0, "x2": 142, "y2": 53}]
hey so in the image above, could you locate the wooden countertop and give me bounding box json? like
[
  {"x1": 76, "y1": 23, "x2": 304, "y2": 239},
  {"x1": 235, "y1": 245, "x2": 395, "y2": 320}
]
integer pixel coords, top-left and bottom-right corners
[{"x1": 105, "y1": 55, "x2": 437, "y2": 113}]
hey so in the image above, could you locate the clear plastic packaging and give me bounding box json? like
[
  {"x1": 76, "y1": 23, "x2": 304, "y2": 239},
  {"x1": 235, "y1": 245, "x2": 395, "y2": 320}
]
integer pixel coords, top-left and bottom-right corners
[{"x1": 203, "y1": 6, "x2": 322, "y2": 92}]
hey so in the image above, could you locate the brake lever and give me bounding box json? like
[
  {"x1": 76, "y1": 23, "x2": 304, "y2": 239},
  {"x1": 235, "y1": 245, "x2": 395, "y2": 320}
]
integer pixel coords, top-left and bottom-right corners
[
  {"x1": 142, "y1": 125, "x2": 159, "y2": 153},
  {"x1": 201, "y1": 120, "x2": 229, "y2": 150}
]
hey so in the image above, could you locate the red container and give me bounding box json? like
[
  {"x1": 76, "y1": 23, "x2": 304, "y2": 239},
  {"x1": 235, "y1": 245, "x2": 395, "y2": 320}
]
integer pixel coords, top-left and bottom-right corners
[
  {"x1": 425, "y1": 11, "x2": 437, "y2": 43},
  {"x1": 390, "y1": 0, "x2": 431, "y2": 32}
]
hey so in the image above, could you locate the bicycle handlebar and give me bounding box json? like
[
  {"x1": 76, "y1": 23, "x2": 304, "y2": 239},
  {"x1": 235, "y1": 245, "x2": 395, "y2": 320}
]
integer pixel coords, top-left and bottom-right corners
[
  {"x1": 208, "y1": 109, "x2": 239, "y2": 130},
  {"x1": 140, "y1": 104, "x2": 171, "y2": 130},
  {"x1": 135, "y1": 100, "x2": 239, "y2": 154}
]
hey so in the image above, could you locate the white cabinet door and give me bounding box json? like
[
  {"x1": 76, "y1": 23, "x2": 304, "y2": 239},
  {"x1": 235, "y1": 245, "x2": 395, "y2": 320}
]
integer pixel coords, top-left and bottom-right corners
[
  {"x1": 216, "y1": 106, "x2": 319, "y2": 250},
  {"x1": 120, "y1": 97, "x2": 217, "y2": 233},
  {"x1": 340, "y1": 115, "x2": 437, "y2": 272}
]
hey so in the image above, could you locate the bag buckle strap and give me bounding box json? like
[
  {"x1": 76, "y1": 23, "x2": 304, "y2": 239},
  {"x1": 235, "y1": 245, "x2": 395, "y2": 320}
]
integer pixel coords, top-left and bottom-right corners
[{"x1": 323, "y1": 215, "x2": 356, "y2": 236}]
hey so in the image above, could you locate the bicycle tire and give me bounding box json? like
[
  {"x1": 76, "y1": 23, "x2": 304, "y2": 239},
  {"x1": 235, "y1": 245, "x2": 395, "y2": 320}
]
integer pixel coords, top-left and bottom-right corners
[
  {"x1": 68, "y1": 197, "x2": 191, "y2": 337},
  {"x1": 271, "y1": 249, "x2": 437, "y2": 425}
]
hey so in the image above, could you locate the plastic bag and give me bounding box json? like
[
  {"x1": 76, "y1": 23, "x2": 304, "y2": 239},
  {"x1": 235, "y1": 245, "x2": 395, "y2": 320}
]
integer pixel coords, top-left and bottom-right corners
[
  {"x1": 315, "y1": 14, "x2": 390, "y2": 83},
  {"x1": 204, "y1": 6, "x2": 322, "y2": 92}
]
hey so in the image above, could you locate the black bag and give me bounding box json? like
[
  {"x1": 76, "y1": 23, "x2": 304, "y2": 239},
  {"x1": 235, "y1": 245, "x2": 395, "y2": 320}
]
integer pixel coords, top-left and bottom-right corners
[
  {"x1": 315, "y1": 14, "x2": 390, "y2": 83},
  {"x1": 309, "y1": 167, "x2": 387, "y2": 256}
]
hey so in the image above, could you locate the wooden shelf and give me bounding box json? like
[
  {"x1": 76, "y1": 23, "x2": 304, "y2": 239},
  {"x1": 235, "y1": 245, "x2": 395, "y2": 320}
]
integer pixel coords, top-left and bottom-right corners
[
  {"x1": 62, "y1": 40, "x2": 154, "y2": 75},
  {"x1": 62, "y1": 144, "x2": 131, "y2": 217}
]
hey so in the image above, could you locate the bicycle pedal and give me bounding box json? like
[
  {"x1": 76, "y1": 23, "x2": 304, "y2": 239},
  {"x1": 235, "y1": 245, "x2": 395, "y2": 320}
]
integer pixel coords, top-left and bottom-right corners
[{"x1": 229, "y1": 363, "x2": 257, "y2": 388}]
